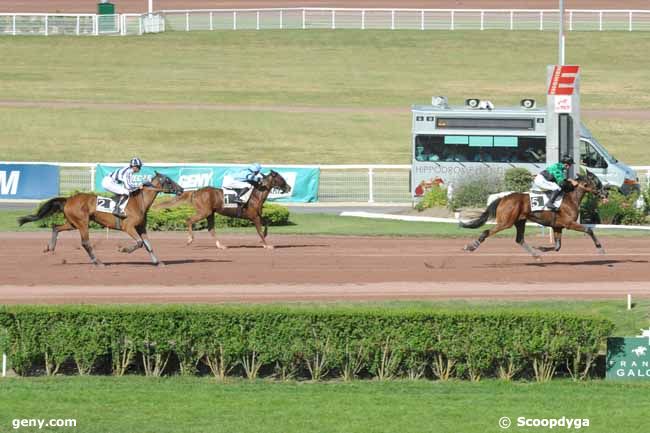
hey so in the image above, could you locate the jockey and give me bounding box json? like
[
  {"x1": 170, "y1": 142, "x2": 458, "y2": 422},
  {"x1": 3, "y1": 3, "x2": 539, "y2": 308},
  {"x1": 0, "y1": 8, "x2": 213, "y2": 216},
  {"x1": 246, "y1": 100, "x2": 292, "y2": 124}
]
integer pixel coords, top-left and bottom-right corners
[
  {"x1": 532, "y1": 154, "x2": 577, "y2": 211},
  {"x1": 100, "y1": 157, "x2": 143, "y2": 217},
  {"x1": 223, "y1": 163, "x2": 263, "y2": 204}
]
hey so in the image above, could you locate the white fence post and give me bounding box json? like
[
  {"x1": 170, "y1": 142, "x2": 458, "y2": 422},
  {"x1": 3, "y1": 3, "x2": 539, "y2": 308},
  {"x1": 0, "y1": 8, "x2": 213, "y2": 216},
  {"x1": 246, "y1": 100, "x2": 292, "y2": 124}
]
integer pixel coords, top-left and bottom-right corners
[
  {"x1": 569, "y1": 10, "x2": 573, "y2": 31},
  {"x1": 2, "y1": 353, "x2": 6, "y2": 377},
  {"x1": 599, "y1": 11, "x2": 603, "y2": 31},
  {"x1": 93, "y1": 14, "x2": 99, "y2": 35},
  {"x1": 391, "y1": 9, "x2": 395, "y2": 30},
  {"x1": 185, "y1": 11, "x2": 189, "y2": 31},
  {"x1": 450, "y1": 10, "x2": 454, "y2": 30},
  {"x1": 233, "y1": 11, "x2": 237, "y2": 30},
  {"x1": 279, "y1": 10, "x2": 283, "y2": 29},
  {"x1": 368, "y1": 168, "x2": 374, "y2": 203},
  {"x1": 256, "y1": 11, "x2": 260, "y2": 30},
  {"x1": 76, "y1": 15, "x2": 80, "y2": 35},
  {"x1": 44, "y1": 15, "x2": 48, "y2": 36},
  {"x1": 209, "y1": 11, "x2": 213, "y2": 31},
  {"x1": 331, "y1": 9, "x2": 335, "y2": 30},
  {"x1": 480, "y1": 10, "x2": 484, "y2": 30},
  {"x1": 510, "y1": 10, "x2": 514, "y2": 30},
  {"x1": 361, "y1": 9, "x2": 365, "y2": 30},
  {"x1": 420, "y1": 10, "x2": 424, "y2": 30},
  {"x1": 540, "y1": 11, "x2": 543, "y2": 31},
  {"x1": 629, "y1": 11, "x2": 633, "y2": 31},
  {"x1": 302, "y1": 9, "x2": 305, "y2": 29},
  {"x1": 12, "y1": 15, "x2": 16, "y2": 35}
]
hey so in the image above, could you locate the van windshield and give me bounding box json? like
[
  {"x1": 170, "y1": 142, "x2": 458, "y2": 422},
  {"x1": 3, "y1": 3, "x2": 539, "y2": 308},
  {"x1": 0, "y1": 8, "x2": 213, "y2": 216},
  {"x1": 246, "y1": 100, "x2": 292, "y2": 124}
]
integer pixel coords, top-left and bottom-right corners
[{"x1": 588, "y1": 136, "x2": 617, "y2": 163}]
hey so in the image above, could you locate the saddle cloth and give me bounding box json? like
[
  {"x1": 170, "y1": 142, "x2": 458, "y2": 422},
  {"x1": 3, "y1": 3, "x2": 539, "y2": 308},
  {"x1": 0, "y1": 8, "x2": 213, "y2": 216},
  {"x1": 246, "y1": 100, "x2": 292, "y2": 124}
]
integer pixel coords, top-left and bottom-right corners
[
  {"x1": 221, "y1": 188, "x2": 252, "y2": 208},
  {"x1": 96, "y1": 196, "x2": 129, "y2": 213},
  {"x1": 529, "y1": 191, "x2": 563, "y2": 212}
]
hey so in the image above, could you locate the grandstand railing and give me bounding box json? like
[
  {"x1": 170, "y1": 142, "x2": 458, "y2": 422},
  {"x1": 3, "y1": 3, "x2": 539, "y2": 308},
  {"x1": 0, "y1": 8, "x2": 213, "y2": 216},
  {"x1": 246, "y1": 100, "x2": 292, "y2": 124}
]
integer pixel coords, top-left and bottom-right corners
[
  {"x1": 3, "y1": 162, "x2": 649, "y2": 204},
  {"x1": 1, "y1": 9, "x2": 650, "y2": 36}
]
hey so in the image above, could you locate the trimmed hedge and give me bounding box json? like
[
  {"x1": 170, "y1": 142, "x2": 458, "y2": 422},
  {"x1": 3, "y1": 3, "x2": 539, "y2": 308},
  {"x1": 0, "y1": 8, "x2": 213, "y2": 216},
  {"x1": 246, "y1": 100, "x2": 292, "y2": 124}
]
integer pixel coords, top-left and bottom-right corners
[
  {"x1": 0, "y1": 306, "x2": 613, "y2": 382},
  {"x1": 30, "y1": 194, "x2": 290, "y2": 231}
]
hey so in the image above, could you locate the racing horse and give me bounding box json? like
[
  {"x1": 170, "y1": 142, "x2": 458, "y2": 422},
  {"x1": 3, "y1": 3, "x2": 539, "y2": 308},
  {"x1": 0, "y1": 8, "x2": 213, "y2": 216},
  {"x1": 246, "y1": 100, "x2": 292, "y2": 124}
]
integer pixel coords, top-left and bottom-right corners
[
  {"x1": 459, "y1": 171, "x2": 608, "y2": 258},
  {"x1": 18, "y1": 172, "x2": 183, "y2": 266},
  {"x1": 155, "y1": 170, "x2": 291, "y2": 249}
]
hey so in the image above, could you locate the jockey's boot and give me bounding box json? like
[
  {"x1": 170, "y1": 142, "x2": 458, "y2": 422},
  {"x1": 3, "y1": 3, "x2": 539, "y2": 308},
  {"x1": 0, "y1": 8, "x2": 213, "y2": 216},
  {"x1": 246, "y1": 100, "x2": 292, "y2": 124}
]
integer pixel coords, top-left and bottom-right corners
[
  {"x1": 235, "y1": 188, "x2": 249, "y2": 204},
  {"x1": 113, "y1": 195, "x2": 127, "y2": 218},
  {"x1": 546, "y1": 190, "x2": 562, "y2": 211}
]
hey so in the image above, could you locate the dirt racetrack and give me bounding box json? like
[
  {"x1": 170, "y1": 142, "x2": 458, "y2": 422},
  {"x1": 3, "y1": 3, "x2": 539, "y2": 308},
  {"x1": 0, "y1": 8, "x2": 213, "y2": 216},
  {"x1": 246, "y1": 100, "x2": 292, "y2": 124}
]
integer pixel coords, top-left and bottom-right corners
[{"x1": 1, "y1": 231, "x2": 648, "y2": 303}]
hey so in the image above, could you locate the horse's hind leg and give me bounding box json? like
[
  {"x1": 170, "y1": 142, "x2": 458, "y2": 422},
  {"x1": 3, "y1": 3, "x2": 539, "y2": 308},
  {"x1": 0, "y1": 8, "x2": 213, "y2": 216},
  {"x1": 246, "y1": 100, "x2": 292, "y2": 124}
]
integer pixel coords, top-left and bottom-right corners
[
  {"x1": 464, "y1": 222, "x2": 513, "y2": 252},
  {"x1": 44, "y1": 221, "x2": 75, "y2": 253},
  {"x1": 186, "y1": 211, "x2": 209, "y2": 246},
  {"x1": 207, "y1": 213, "x2": 226, "y2": 250},
  {"x1": 514, "y1": 220, "x2": 540, "y2": 259},
  {"x1": 79, "y1": 224, "x2": 103, "y2": 267},
  {"x1": 566, "y1": 221, "x2": 605, "y2": 254}
]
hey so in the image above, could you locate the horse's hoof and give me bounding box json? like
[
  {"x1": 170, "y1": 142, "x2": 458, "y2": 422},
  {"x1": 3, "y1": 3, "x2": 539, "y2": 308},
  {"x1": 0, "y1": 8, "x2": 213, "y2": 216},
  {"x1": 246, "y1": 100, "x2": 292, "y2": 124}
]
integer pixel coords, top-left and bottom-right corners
[
  {"x1": 463, "y1": 245, "x2": 474, "y2": 252},
  {"x1": 186, "y1": 238, "x2": 194, "y2": 246},
  {"x1": 534, "y1": 256, "x2": 543, "y2": 262},
  {"x1": 156, "y1": 261, "x2": 166, "y2": 268},
  {"x1": 598, "y1": 248, "x2": 606, "y2": 255},
  {"x1": 94, "y1": 261, "x2": 105, "y2": 268},
  {"x1": 264, "y1": 245, "x2": 275, "y2": 250},
  {"x1": 216, "y1": 242, "x2": 227, "y2": 250}
]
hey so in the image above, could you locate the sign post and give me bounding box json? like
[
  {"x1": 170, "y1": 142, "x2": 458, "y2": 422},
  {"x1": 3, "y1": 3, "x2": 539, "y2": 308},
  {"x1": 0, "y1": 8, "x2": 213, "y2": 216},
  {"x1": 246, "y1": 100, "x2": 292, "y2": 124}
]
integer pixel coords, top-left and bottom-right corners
[{"x1": 546, "y1": 65, "x2": 580, "y2": 177}]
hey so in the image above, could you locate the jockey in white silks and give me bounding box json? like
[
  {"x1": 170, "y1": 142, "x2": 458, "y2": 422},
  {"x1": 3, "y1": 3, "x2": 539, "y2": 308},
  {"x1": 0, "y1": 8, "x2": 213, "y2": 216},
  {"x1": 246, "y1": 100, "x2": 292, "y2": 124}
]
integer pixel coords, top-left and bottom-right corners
[
  {"x1": 222, "y1": 163, "x2": 263, "y2": 204},
  {"x1": 101, "y1": 157, "x2": 143, "y2": 217}
]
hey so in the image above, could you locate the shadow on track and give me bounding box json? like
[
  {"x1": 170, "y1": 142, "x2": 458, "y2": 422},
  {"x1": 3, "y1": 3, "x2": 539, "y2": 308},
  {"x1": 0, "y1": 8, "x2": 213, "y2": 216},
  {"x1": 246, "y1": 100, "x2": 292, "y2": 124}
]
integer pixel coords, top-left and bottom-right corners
[{"x1": 60, "y1": 259, "x2": 231, "y2": 266}]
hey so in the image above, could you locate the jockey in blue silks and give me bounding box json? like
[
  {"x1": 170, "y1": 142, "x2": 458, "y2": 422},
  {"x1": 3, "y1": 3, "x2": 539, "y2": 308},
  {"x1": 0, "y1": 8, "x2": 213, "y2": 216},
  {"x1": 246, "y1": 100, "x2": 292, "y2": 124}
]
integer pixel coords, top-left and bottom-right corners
[{"x1": 222, "y1": 163, "x2": 263, "y2": 203}]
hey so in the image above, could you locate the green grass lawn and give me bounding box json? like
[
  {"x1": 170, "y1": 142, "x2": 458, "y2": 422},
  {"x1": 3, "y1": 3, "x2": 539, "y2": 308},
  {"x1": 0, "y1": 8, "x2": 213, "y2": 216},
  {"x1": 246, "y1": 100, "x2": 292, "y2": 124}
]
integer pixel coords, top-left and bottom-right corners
[
  {"x1": 1, "y1": 31, "x2": 650, "y2": 163},
  {"x1": 0, "y1": 377, "x2": 648, "y2": 433}
]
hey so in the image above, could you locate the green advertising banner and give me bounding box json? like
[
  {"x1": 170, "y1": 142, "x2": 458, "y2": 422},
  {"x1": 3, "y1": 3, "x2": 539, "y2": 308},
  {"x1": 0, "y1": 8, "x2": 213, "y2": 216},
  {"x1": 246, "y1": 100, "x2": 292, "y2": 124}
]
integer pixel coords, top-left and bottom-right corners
[
  {"x1": 95, "y1": 165, "x2": 320, "y2": 202},
  {"x1": 606, "y1": 329, "x2": 650, "y2": 380}
]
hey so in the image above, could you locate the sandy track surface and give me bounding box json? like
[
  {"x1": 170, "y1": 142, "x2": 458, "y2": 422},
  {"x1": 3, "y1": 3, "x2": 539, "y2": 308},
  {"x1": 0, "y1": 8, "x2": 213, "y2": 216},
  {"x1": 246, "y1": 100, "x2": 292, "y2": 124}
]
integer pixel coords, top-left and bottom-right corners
[{"x1": 2, "y1": 232, "x2": 648, "y2": 303}]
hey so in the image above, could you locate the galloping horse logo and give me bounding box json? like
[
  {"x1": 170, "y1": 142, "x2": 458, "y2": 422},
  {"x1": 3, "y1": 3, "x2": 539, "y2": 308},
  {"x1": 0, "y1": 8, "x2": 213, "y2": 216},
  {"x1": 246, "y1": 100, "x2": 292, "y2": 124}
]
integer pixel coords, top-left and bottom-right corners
[{"x1": 631, "y1": 346, "x2": 648, "y2": 357}]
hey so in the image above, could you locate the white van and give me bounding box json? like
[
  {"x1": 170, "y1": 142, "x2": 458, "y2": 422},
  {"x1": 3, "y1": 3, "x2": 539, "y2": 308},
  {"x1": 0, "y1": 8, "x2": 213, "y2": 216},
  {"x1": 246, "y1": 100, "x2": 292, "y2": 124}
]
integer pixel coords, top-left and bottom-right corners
[{"x1": 411, "y1": 97, "x2": 640, "y2": 197}]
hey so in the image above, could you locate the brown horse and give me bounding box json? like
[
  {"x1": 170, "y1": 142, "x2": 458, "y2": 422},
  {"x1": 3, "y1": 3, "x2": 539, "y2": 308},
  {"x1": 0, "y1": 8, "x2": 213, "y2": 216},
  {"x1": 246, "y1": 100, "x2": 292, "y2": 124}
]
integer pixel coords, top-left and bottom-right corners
[
  {"x1": 18, "y1": 172, "x2": 183, "y2": 267},
  {"x1": 156, "y1": 170, "x2": 291, "y2": 249},
  {"x1": 459, "y1": 171, "x2": 608, "y2": 258}
]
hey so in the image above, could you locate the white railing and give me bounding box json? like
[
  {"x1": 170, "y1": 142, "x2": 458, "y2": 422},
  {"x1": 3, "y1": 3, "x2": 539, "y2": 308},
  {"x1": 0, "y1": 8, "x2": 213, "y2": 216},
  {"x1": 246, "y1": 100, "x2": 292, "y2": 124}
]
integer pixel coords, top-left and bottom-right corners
[
  {"x1": 2, "y1": 9, "x2": 650, "y2": 36},
  {"x1": 0, "y1": 13, "x2": 162, "y2": 36},
  {"x1": 159, "y1": 8, "x2": 650, "y2": 32},
  {"x1": 2, "y1": 162, "x2": 649, "y2": 204}
]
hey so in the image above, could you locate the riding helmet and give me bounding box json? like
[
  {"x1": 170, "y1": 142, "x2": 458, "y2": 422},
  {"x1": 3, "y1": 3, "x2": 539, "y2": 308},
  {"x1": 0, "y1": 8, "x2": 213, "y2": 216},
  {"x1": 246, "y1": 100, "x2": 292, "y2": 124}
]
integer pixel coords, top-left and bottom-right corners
[
  {"x1": 560, "y1": 155, "x2": 574, "y2": 165},
  {"x1": 130, "y1": 157, "x2": 143, "y2": 168}
]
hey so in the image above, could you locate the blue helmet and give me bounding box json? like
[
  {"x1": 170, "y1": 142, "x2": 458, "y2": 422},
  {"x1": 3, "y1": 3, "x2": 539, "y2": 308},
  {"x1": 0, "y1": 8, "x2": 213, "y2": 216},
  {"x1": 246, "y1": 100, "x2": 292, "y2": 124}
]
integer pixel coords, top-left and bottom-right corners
[
  {"x1": 249, "y1": 163, "x2": 261, "y2": 173},
  {"x1": 130, "y1": 157, "x2": 143, "y2": 168}
]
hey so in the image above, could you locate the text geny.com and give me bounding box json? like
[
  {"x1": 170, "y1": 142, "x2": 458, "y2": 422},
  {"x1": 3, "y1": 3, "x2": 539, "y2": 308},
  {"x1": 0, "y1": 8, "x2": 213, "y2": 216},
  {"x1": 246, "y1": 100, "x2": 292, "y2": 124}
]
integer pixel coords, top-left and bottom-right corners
[{"x1": 12, "y1": 419, "x2": 77, "y2": 430}]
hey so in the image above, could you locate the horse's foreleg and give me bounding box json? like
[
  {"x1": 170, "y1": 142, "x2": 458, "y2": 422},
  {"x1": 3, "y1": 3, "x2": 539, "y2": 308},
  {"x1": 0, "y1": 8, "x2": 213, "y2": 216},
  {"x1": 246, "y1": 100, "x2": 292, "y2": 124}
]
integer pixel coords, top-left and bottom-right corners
[
  {"x1": 514, "y1": 220, "x2": 540, "y2": 259},
  {"x1": 565, "y1": 221, "x2": 605, "y2": 254},
  {"x1": 79, "y1": 225, "x2": 103, "y2": 267},
  {"x1": 139, "y1": 231, "x2": 164, "y2": 267},
  {"x1": 252, "y1": 216, "x2": 272, "y2": 249},
  {"x1": 553, "y1": 229, "x2": 563, "y2": 251},
  {"x1": 118, "y1": 223, "x2": 144, "y2": 254},
  {"x1": 207, "y1": 213, "x2": 226, "y2": 250},
  {"x1": 44, "y1": 221, "x2": 75, "y2": 253}
]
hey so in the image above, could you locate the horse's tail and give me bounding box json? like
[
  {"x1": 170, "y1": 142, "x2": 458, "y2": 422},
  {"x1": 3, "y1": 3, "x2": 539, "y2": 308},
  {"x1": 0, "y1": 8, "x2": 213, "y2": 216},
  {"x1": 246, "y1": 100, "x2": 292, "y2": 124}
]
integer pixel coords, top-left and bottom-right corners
[
  {"x1": 154, "y1": 191, "x2": 194, "y2": 209},
  {"x1": 17, "y1": 197, "x2": 67, "y2": 226},
  {"x1": 459, "y1": 197, "x2": 502, "y2": 229}
]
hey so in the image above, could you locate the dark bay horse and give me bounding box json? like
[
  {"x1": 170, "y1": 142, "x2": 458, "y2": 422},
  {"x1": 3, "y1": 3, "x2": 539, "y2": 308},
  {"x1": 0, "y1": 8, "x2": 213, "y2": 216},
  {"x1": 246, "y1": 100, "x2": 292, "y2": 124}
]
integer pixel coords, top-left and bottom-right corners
[
  {"x1": 18, "y1": 172, "x2": 183, "y2": 266},
  {"x1": 155, "y1": 170, "x2": 291, "y2": 249},
  {"x1": 459, "y1": 171, "x2": 608, "y2": 258}
]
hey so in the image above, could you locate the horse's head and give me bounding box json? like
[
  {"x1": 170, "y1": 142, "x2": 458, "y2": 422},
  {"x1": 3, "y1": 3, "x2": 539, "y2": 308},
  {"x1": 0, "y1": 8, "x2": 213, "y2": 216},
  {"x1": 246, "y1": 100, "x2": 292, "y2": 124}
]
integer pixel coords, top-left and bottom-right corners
[
  {"x1": 259, "y1": 170, "x2": 291, "y2": 194},
  {"x1": 150, "y1": 171, "x2": 184, "y2": 196},
  {"x1": 575, "y1": 170, "x2": 608, "y2": 200}
]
